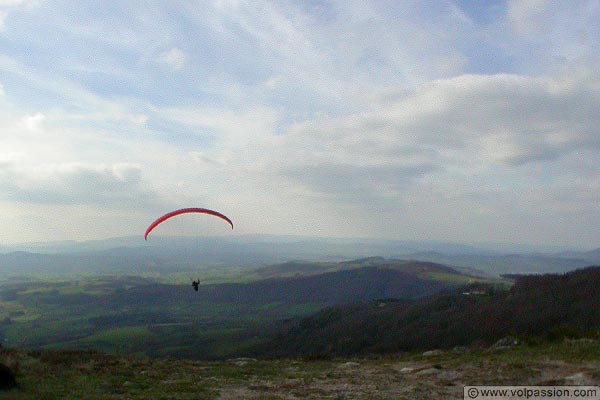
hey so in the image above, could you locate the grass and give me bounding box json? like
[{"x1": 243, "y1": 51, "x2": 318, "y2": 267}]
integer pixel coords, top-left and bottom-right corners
[
  {"x1": 82, "y1": 326, "x2": 155, "y2": 345},
  {"x1": 1, "y1": 339, "x2": 598, "y2": 399},
  {"x1": 0, "y1": 276, "x2": 329, "y2": 360},
  {"x1": 425, "y1": 272, "x2": 475, "y2": 283}
]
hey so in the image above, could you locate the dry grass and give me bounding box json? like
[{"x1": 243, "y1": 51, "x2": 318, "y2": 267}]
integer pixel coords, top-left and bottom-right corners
[{"x1": 0, "y1": 340, "x2": 599, "y2": 399}]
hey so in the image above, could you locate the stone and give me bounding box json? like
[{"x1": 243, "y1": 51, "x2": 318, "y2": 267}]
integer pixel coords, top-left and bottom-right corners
[
  {"x1": 423, "y1": 350, "x2": 444, "y2": 356},
  {"x1": 563, "y1": 372, "x2": 592, "y2": 385}
]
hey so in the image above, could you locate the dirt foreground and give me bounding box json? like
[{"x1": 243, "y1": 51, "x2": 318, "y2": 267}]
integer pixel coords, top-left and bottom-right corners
[{"x1": 2, "y1": 340, "x2": 599, "y2": 399}]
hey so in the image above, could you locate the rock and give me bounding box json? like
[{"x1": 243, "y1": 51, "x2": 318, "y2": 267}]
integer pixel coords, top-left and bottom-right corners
[
  {"x1": 399, "y1": 367, "x2": 414, "y2": 373},
  {"x1": 416, "y1": 368, "x2": 440, "y2": 376},
  {"x1": 564, "y1": 372, "x2": 593, "y2": 385},
  {"x1": 437, "y1": 370, "x2": 460, "y2": 381},
  {"x1": 339, "y1": 362, "x2": 360, "y2": 368},
  {"x1": 227, "y1": 357, "x2": 257, "y2": 367},
  {"x1": 423, "y1": 350, "x2": 443, "y2": 357},
  {"x1": 227, "y1": 357, "x2": 257, "y2": 366},
  {"x1": 491, "y1": 336, "x2": 519, "y2": 349},
  {"x1": 0, "y1": 363, "x2": 17, "y2": 390},
  {"x1": 227, "y1": 357, "x2": 257, "y2": 362}
]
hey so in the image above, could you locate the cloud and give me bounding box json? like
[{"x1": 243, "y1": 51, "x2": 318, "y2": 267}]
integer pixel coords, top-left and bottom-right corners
[
  {"x1": 0, "y1": 0, "x2": 40, "y2": 30},
  {"x1": 242, "y1": 67, "x2": 600, "y2": 214},
  {"x1": 158, "y1": 47, "x2": 186, "y2": 70},
  {"x1": 282, "y1": 162, "x2": 437, "y2": 201},
  {"x1": 184, "y1": 0, "x2": 479, "y2": 115},
  {"x1": 128, "y1": 113, "x2": 148, "y2": 125},
  {"x1": 505, "y1": 0, "x2": 600, "y2": 70},
  {"x1": 507, "y1": 0, "x2": 551, "y2": 35},
  {"x1": 155, "y1": 104, "x2": 279, "y2": 159},
  {"x1": 138, "y1": 67, "x2": 600, "y2": 244},
  {"x1": 0, "y1": 0, "x2": 30, "y2": 5},
  {"x1": 0, "y1": 1, "x2": 599, "y2": 246},
  {"x1": 0, "y1": 10, "x2": 6, "y2": 30},
  {"x1": 19, "y1": 112, "x2": 45, "y2": 131},
  {"x1": 0, "y1": 162, "x2": 156, "y2": 206},
  {"x1": 0, "y1": 54, "x2": 154, "y2": 132},
  {"x1": 0, "y1": 153, "x2": 18, "y2": 167}
]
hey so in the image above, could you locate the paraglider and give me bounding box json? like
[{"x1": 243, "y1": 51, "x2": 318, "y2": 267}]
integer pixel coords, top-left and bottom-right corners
[
  {"x1": 144, "y1": 207, "x2": 233, "y2": 240},
  {"x1": 144, "y1": 207, "x2": 233, "y2": 292}
]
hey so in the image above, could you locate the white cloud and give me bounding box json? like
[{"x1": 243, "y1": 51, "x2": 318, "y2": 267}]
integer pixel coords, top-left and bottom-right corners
[
  {"x1": 139, "y1": 66, "x2": 600, "y2": 246},
  {"x1": 507, "y1": 0, "x2": 551, "y2": 35},
  {"x1": 265, "y1": 75, "x2": 284, "y2": 89},
  {"x1": 129, "y1": 113, "x2": 148, "y2": 125},
  {"x1": 188, "y1": 0, "x2": 477, "y2": 114},
  {"x1": 0, "y1": 1, "x2": 599, "y2": 246},
  {"x1": 19, "y1": 112, "x2": 45, "y2": 131},
  {"x1": 0, "y1": 162, "x2": 155, "y2": 206},
  {"x1": 0, "y1": 54, "x2": 154, "y2": 131},
  {"x1": 505, "y1": 0, "x2": 600, "y2": 71},
  {"x1": 219, "y1": 67, "x2": 599, "y2": 241},
  {"x1": 158, "y1": 47, "x2": 186, "y2": 70},
  {"x1": 0, "y1": 0, "x2": 41, "y2": 31},
  {"x1": 0, "y1": 0, "x2": 28, "y2": 6},
  {"x1": 0, "y1": 152, "x2": 23, "y2": 169},
  {"x1": 0, "y1": 10, "x2": 7, "y2": 30},
  {"x1": 156, "y1": 104, "x2": 279, "y2": 154}
]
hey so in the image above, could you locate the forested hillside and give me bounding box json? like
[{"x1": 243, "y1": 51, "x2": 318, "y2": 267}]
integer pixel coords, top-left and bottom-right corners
[{"x1": 256, "y1": 266, "x2": 600, "y2": 357}]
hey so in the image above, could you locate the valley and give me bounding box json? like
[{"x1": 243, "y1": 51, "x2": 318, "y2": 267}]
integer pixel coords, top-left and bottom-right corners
[{"x1": 0, "y1": 258, "x2": 484, "y2": 359}]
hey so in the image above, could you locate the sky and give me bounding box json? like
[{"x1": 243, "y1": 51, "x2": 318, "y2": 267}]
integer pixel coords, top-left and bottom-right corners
[{"x1": 0, "y1": 0, "x2": 599, "y2": 248}]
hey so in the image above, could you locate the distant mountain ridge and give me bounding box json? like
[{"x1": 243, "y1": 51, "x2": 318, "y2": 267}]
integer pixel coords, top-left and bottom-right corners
[
  {"x1": 0, "y1": 235, "x2": 596, "y2": 277},
  {"x1": 251, "y1": 257, "x2": 461, "y2": 279},
  {"x1": 1, "y1": 235, "x2": 493, "y2": 255},
  {"x1": 405, "y1": 252, "x2": 598, "y2": 275}
]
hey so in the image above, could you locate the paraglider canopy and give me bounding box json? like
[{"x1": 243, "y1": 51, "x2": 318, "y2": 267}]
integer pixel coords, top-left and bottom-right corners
[{"x1": 144, "y1": 207, "x2": 233, "y2": 240}]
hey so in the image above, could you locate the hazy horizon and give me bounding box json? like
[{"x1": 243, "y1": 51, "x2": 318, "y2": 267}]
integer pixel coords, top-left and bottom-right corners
[
  {"x1": 0, "y1": 232, "x2": 593, "y2": 255},
  {"x1": 1, "y1": 1, "x2": 599, "y2": 248}
]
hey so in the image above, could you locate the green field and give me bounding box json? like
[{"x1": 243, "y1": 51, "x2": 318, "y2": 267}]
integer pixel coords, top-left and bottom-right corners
[{"x1": 0, "y1": 276, "x2": 329, "y2": 360}]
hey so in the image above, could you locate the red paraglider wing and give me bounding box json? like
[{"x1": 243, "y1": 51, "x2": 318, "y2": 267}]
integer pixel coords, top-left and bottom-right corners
[{"x1": 144, "y1": 208, "x2": 233, "y2": 240}]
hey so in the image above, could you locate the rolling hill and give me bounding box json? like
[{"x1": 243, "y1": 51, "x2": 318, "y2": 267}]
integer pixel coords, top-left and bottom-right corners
[
  {"x1": 254, "y1": 266, "x2": 600, "y2": 358},
  {"x1": 118, "y1": 261, "x2": 471, "y2": 307}
]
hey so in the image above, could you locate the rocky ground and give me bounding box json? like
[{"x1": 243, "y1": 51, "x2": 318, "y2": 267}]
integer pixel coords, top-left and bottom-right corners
[{"x1": 1, "y1": 339, "x2": 599, "y2": 399}]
